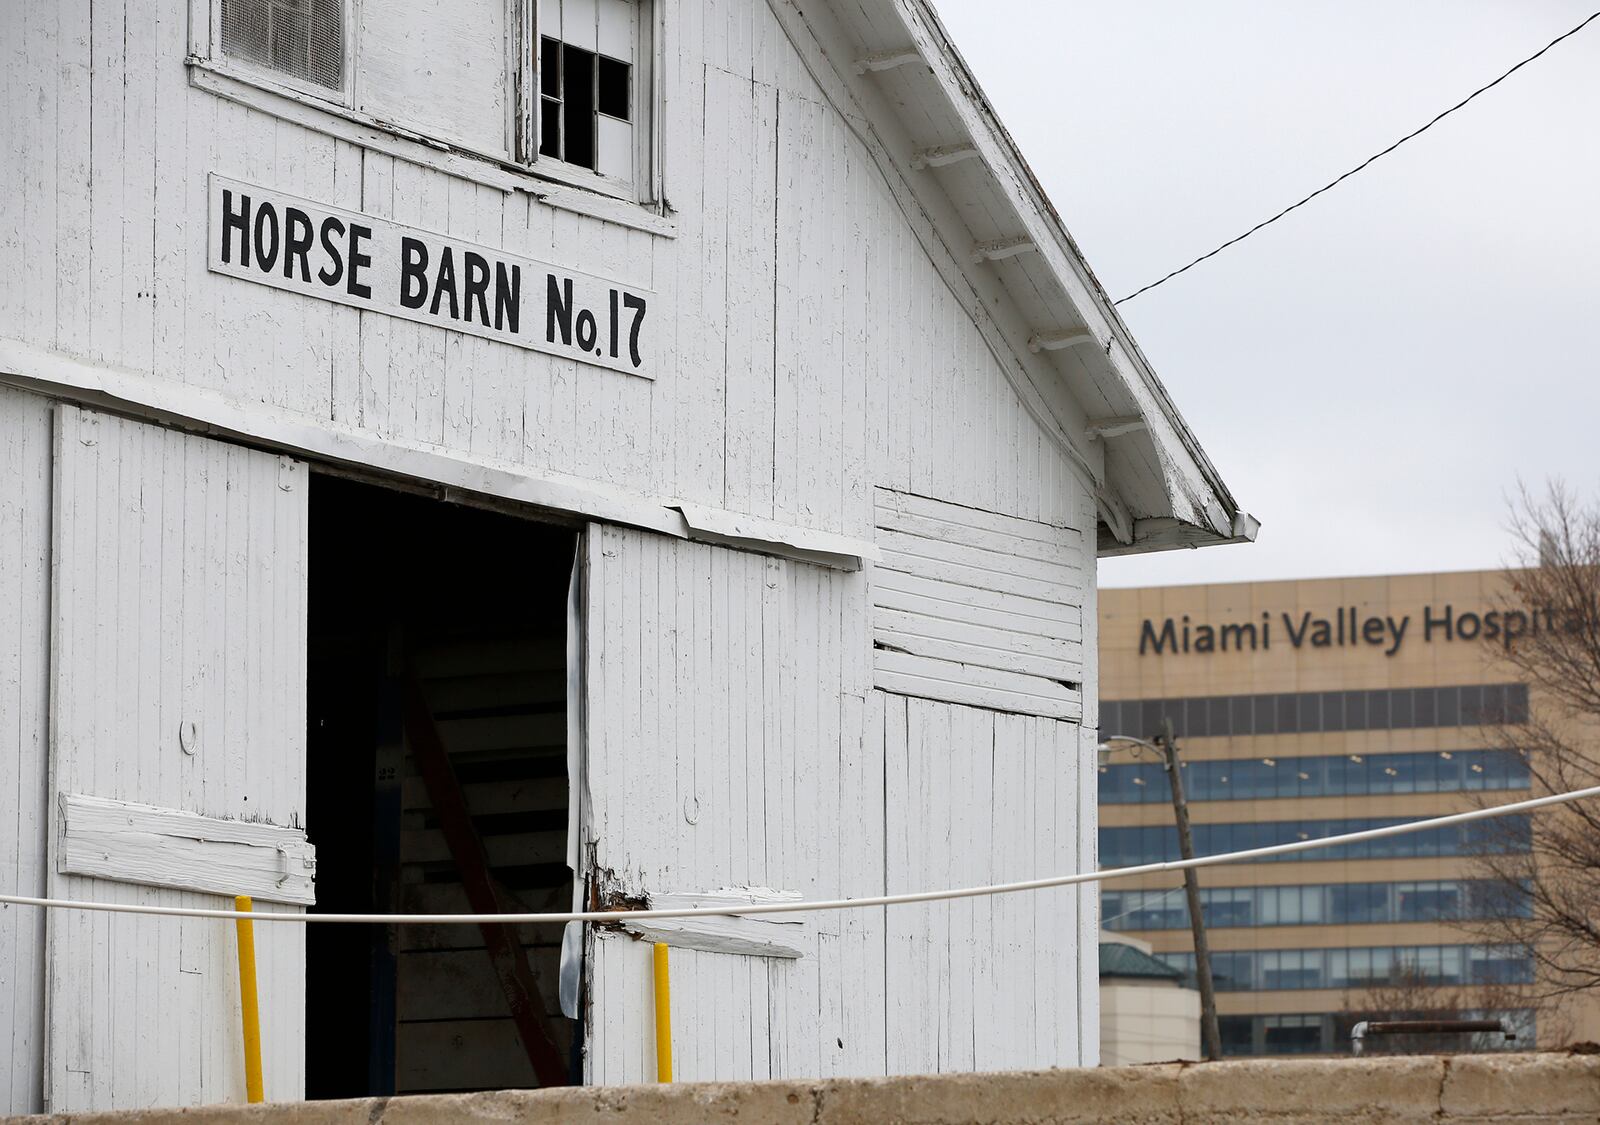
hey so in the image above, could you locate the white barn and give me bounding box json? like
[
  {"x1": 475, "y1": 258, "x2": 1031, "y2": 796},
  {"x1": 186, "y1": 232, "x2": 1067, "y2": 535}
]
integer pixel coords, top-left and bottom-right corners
[{"x1": 0, "y1": 0, "x2": 1253, "y2": 1112}]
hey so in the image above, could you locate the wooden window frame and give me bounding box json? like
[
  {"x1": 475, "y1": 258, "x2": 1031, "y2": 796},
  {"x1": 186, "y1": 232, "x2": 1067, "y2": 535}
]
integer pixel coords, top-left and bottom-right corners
[
  {"x1": 189, "y1": 0, "x2": 665, "y2": 209},
  {"x1": 201, "y1": 0, "x2": 359, "y2": 108},
  {"x1": 520, "y1": 0, "x2": 659, "y2": 203}
]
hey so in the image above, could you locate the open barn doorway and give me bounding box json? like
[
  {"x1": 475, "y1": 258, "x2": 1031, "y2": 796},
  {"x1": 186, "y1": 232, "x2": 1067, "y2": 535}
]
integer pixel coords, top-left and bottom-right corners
[{"x1": 303, "y1": 473, "x2": 581, "y2": 1097}]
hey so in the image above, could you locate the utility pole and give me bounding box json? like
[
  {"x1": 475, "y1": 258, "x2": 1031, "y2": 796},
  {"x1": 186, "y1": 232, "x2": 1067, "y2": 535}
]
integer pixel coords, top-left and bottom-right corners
[{"x1": 1159, "y1": 715, "x2": 1222, "y2": 1060}]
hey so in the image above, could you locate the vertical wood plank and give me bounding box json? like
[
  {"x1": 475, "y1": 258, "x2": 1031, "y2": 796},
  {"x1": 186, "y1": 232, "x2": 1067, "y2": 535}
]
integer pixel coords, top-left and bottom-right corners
[
  {"x1": 713, "y1": 68, "x2": 762, "y2": 517},
  {"x1": 53, "y1": 0, "x2": 90, "y2": 355},
  {"x1": 14, "y1": 0, "x2": 58, "y2": 349},
  {"x1": 0, "y1": 389, "x2": 53, "y2": 1116},
  {"x1": 356, "y1": 154, "x2": 396, "y2": 435},
  {"x1": 120, "y1": 0, "x2": 158, "y2": 374},
  {"x1": 44, "y1": 409, "x2": 308, "y2": 1111},
  {"x1": 85, "y1": 0, "x2": 127, "y2": 364}
]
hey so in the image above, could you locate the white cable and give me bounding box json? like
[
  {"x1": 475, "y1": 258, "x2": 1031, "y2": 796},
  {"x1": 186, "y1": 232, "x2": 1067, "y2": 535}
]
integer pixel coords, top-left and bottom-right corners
[{"x1": 1, "y1": 783, "x2": 1592, "y2": 926}]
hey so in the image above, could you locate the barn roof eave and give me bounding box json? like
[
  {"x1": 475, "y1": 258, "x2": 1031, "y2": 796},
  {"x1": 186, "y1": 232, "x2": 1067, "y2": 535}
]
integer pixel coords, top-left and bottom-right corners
[{"x1": 795, "y1": 0, "x2": 1256, "y2": 558}]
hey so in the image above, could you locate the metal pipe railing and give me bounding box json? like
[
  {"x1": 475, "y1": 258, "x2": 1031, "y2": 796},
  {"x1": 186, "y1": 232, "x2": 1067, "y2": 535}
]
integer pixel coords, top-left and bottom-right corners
[{"x1": 1350, "y1": 1018, "x2": 1515, "y2": 1056}]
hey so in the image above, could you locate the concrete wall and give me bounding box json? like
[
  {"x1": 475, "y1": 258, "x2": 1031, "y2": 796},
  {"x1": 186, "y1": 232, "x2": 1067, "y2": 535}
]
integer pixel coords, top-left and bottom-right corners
[{"x1": 9, "y1": 1054, "x2": 1600, "y2": 1124}]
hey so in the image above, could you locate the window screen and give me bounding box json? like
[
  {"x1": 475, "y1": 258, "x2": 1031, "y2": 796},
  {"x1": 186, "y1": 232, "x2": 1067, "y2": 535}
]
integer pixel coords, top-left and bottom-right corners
[{"x1": 221, "y1": 0, "x2": 344, "y2": 90}]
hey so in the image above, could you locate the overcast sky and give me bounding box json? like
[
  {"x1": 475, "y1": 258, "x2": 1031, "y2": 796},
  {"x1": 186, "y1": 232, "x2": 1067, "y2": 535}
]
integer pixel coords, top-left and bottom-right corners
[{"x1": 930, "y1": 1, "x2": 1600, "y2": 588}]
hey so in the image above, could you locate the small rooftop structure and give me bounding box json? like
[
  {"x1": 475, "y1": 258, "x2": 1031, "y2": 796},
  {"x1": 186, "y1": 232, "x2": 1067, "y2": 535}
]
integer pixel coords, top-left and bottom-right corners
[{"x1": 1100, "y1": 933, "x2": 1202, "y2": 1066}]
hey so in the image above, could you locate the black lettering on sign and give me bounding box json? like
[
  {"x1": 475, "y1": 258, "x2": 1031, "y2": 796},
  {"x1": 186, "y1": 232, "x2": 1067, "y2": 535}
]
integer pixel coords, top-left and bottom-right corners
[
  {"x1": 609, "y1": 289, "x2": 620, "y2": 358},
  {"x1": 547, "y1": 275, "x2": 574, "y2": 345},
  {"x1": 576, "y1": 308, "x2": 598, "y2": 352},
  {"x1": 317, "y1": 217, "x2": 346, "y2": 286},
  {"x1": 547, "y1": 273, "x2": 645, "y2": 363},
  {"x1": 283, "y1": 207, "x2": 314, "y2": 282},
  {"x1": 400, "y1": 237, "x2": 429, "y2": 310},
  {"x1": 253, "y1": 202, "x2": 280, "y2": 273},
  {"x1": 463, "y1": 252, "x2": 491, "y2": 328},
  {"x1": 347, "y1": 224, "x2": 372, "y2": 299},
  {"x1": 495, "y1": 263, "x2": 520, "y2": 334},
  {"x1": 210, "y1": 178, "x2": 654, "y2": 376},
  {"x1": 622, "y1": 292, "x2": 647, "y2": 369},
  {"x1": 221, "y1": 189, "x2": 251, "y2": 267},
  {"x1": 431, "y1": 248, "x2": 460, "y2": 320}
]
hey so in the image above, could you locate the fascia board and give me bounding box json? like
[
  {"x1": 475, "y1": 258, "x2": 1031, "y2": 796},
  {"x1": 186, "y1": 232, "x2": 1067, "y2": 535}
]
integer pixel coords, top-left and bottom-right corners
[{"x1": 884, "y1": 0, "x2": 1244, "y2": 540}]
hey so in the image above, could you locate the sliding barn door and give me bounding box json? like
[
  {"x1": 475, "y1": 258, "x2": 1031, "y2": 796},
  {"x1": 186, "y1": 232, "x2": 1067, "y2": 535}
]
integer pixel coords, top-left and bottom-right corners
[{"x1": 45, "y1": 407, "x2": 310, "y2": 1111}]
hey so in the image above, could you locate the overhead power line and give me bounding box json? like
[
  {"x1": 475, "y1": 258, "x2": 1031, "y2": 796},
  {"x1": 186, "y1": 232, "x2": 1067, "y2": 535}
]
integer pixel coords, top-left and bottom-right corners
[
  {"x1": 1116, "y1": 8, "x2": 1600, "y2": 305},
  {"x1": 1, "y1": 782, "x2": 1597, "y2": 925}
]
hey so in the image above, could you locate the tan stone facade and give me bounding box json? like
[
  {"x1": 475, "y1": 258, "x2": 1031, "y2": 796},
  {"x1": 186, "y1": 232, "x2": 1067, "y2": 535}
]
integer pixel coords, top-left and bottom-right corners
[{"x1": 1100, "y1": 570, "x2": 1599, "y2": 1054}]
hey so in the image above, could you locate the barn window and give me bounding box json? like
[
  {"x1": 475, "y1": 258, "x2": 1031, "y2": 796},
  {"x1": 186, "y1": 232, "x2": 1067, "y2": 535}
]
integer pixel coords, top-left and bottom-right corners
[
  {"x1": 536, "y1": 0, "x2": 645, "y2": 185},
  {"x1": 220, "y1": 0, "x2": 345, "y2": 91},
  {"x1": 200, "y1": 0, "x2": 658, "y2": 202}
]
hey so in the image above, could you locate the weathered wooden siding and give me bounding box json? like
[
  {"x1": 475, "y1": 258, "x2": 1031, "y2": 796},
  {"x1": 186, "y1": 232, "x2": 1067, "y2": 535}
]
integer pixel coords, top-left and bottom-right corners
[
  {"x1": 581, "y1": 522, "x2": 1097, "y2": 1083},
  {"x1": 1, "y1": 0, "x2": 1083, "y2": 541},
  {"x1": 581, "y1": 522, "x2": 877, "y2": 1083},
  {"x1": 884, "y1": 694, "x2": 1099, "y2": 1072},
  {"x1": 2, "y1": 0, "x2": 1105, "y2": 1096},
  {"x1": 872, "y1": 488, "x2": 1087, "y2": 720},
  {"x1": 45, "y1": 407, "x2": 309, "y2": 1112},
  {"x1": 0, "y1": 387, "x2": 52, "y2": 1117}
]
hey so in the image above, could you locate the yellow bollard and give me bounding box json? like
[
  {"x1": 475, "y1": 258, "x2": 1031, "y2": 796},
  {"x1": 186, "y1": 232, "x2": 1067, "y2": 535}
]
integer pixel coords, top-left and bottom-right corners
[
  {"x1": 234, "y1": 895, "x2": 265, "y2": 1104},
  {"x1": 653, "y1": 942, "x2": 672, "y2": 1083}
]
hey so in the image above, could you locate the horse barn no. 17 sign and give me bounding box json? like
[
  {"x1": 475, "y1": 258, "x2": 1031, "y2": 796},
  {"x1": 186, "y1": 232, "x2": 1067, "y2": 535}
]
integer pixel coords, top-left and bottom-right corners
[{"x1": 206, "y1": 174, "x2": 653, "y2": 378}]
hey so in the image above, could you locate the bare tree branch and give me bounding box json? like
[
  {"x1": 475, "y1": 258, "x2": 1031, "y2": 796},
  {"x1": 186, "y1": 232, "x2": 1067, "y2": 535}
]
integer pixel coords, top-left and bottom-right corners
[{"x1": 1461, "y1": 481, "x2": 1600, "y2": 1016}]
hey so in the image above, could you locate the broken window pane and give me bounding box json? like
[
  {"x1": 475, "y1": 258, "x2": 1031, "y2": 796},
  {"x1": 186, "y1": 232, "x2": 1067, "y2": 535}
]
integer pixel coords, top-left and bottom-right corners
[
  {"x1": 562, "y1": 43, "x2": 596, "y2": 169},
  {"x1": 597, "y1": 55, "x2": 630, "y2": 119},
  {"x1": 539, "y1": 98, "x2": 562, "y2": 158},
  {"x1": 540, "y1": 36, "x2": 562, "y2": 97},
  {"x1": 535, "y1": 0, "x2": 639, "y2": 179}
]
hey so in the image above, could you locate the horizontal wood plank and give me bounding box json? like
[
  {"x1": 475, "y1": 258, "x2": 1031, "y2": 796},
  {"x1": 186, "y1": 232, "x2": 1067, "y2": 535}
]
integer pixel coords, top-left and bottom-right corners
[
  {"x1": 877, "y1": 547, "x2": 1081, "y2": 604},
  {"x1": 873, "y1": 505, "x2": 1082, "y2": 567},
  {"x1": 872, "y1": 489, "x2": 1087, "y2": 720},
  {"x1": 876, "y1": 525, "x2": 1083, "y2": 588},
  {"x1": 874, "y1": 649, "x2": 1081, "y2": 721},
  {"x1": 58, "y1": 793, "x2": 315, "y2": 905},
  {"x1": 872, "y1": 568, "x2": 1079, "y2": 628},
  {"x1": 875, "y1": 649, "x2": 1079, "y2": 700},
  {"x1": 874, "y1": 626, "x2": 1081, "y2": 682},
  {"x1": 875, "y1": 488, "x2": 1080, "y2": 544},
  {"x1": 872, "y1": 584, "x2": 1083, "y2": 643},
  {"x1": 873, "y1": 606, "x2": 1081, "y2": 663},
  {"x1": 618, "y1": 888, "x2": 808, "y2": 958},
  {"x1": 875, "y1": 669, "x2": 1082, "y2": 721}
]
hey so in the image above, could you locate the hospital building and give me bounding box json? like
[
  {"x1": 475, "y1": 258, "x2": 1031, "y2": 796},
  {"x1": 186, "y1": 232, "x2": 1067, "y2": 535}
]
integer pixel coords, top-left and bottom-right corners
[{"x1": 1100, "y1": 570, "x2": 1596, "y2": 1056}]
